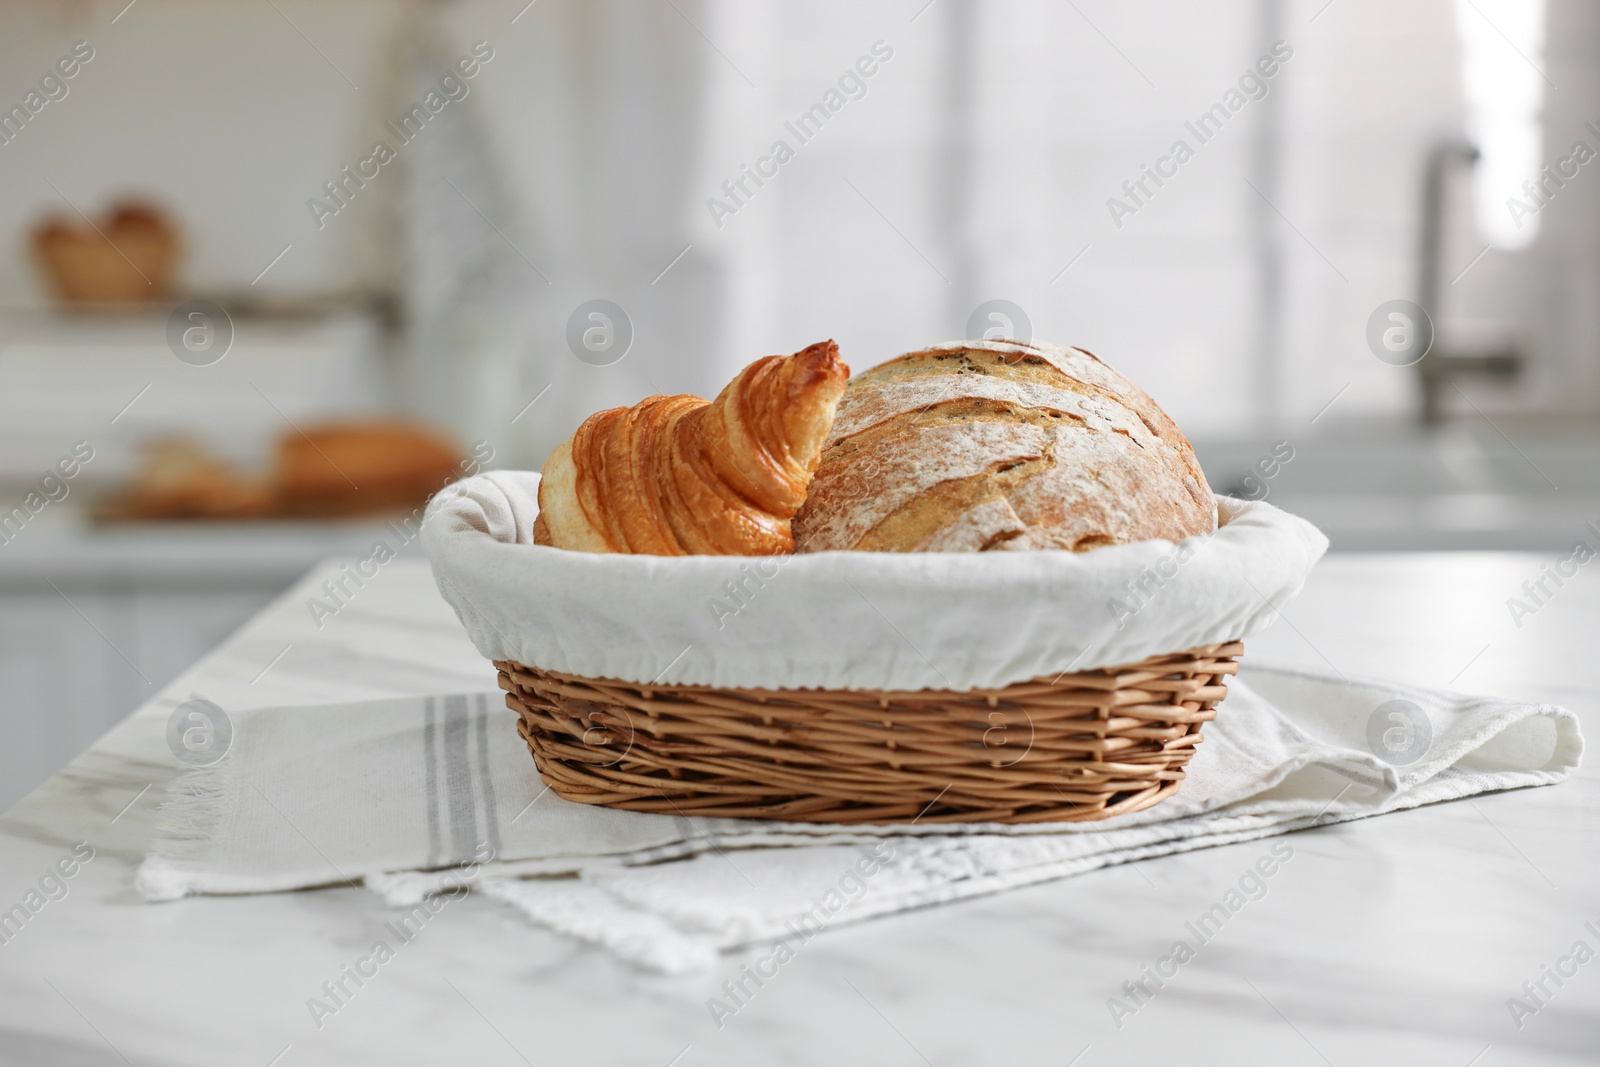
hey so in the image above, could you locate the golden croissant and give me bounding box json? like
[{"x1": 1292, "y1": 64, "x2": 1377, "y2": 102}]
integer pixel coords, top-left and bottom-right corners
[{"x1": 535, "y1": 340, "x2": 850, "y2": 554}]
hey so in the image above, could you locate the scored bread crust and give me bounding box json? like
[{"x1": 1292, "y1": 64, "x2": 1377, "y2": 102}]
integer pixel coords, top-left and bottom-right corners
[{"x1": 791, "y1": 339, "x2": 1215, "y2": 553}]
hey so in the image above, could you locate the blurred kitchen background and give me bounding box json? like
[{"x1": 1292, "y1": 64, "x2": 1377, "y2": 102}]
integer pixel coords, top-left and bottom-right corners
[{"x1": 0, "y1": 0, "x2": 1594, "y2": 807}]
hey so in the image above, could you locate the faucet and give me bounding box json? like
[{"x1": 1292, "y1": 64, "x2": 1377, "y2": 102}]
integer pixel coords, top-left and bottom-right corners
[{"x1": 1415, "y1": 140, "x2": 1521, "y2": 425}]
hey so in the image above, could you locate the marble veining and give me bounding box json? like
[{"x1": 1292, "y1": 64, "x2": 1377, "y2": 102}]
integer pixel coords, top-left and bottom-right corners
[{"x1": 0, "y1": 556, "x2": 1597, "y2": 1066}]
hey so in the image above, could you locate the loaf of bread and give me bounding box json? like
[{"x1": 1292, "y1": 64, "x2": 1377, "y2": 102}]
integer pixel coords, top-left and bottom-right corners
[
  {"x1": 96, "y1": 440, "x2": 274, "y2": 521},
  {"x1": 791, "y1": 339, "x2": 1214, "y2": 552},
  {"x1": 275, "y1": 422, "x2": 464, "y2": 517},
  {"x1": 97, "y1": 422, "x2": 462, "y2": 522},
  {"x1": 535, "y1": 340, "x2": 849, "y2": 554}
]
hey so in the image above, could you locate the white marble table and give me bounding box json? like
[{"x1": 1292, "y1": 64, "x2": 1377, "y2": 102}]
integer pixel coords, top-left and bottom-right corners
[{"x1": 1, "y1": 555, "x2": 1595, "y2": 1066}]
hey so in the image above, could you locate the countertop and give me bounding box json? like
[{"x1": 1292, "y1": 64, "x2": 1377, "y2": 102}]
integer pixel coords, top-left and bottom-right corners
[
  {"x1": 0, "y1": 554, "x2": 1596, "y2": 1066},
  {"x1": 0, "y1": 507, "x2": 421, "y2": 587}
]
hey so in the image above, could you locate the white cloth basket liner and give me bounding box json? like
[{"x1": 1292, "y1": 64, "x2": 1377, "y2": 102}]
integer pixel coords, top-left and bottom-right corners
[{"x1": 421, "y1": 470, "x2": 1329, "y2": 692}]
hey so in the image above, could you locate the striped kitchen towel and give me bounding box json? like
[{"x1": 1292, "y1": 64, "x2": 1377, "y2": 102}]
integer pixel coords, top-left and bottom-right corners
[
  {"x1": 136, "y1": 691, "x2": 869, "y2": 900},
  {"x1": 137, "y1": 693, "x2": 525, "y2": 898},
  {"x1": 136, "y1": 670, "x2": 1582, "y2": 972}
]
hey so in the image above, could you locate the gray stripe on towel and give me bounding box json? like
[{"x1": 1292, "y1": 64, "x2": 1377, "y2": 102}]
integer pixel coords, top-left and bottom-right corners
[
  {"x1": 474, "y1": 693, "x2": 502, "y2": 856},
  {"x1": 441, "y1": 694, "x2": 479, "y2": 862},
  {"x1": 422, "y1": 696, "x2": 441, "y2": 870}
]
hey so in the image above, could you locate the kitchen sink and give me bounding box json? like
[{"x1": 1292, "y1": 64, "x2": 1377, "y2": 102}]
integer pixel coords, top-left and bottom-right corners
[{"x1": 1193, "y1": 416, "x2": 1600, "y2": 550}]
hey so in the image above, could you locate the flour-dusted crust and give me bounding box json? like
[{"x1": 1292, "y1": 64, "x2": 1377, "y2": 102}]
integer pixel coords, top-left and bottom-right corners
[{"x1": 791, "y1": 339, "x2": 1215, "y2": 552}]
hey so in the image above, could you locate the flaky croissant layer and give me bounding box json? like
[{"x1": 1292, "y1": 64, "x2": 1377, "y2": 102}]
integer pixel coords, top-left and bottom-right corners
[{"x1": 535, "y1": 340, "x2": 849, "y2": 555}]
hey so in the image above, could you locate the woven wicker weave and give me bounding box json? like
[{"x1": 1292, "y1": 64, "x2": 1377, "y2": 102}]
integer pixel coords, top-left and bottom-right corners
[{"x1": 497, "y1": 640, "x2": 1241, "y2": 824}]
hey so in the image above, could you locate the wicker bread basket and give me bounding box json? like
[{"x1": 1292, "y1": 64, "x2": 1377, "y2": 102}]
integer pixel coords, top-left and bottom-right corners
[
  {"x1": 31, "y1": 204, "x2": 180, "y2": 305},
  {"x1": 424, "y1": 473, "x2": 1327, "y2": 827},
  {"x1": 497, "y1": 641, "x2": 1241, "y2": 824}
]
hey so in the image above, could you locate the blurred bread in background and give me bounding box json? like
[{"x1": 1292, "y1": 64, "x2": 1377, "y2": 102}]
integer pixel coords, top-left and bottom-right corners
[
  {"x1": 96, "y1": 422, "x2": 464, "y2": 522},
  {"x1": 275, "y1": 422, "x2": 463, "y2": 518},
  {"x1": 94, "y1": 440, "x2": 274, "y2": 521}
]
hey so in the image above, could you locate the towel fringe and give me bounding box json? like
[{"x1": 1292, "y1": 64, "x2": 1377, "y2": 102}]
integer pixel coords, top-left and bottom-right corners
[{"x1": 135, "y1": 759, "x2": 239, "y2": 901}]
